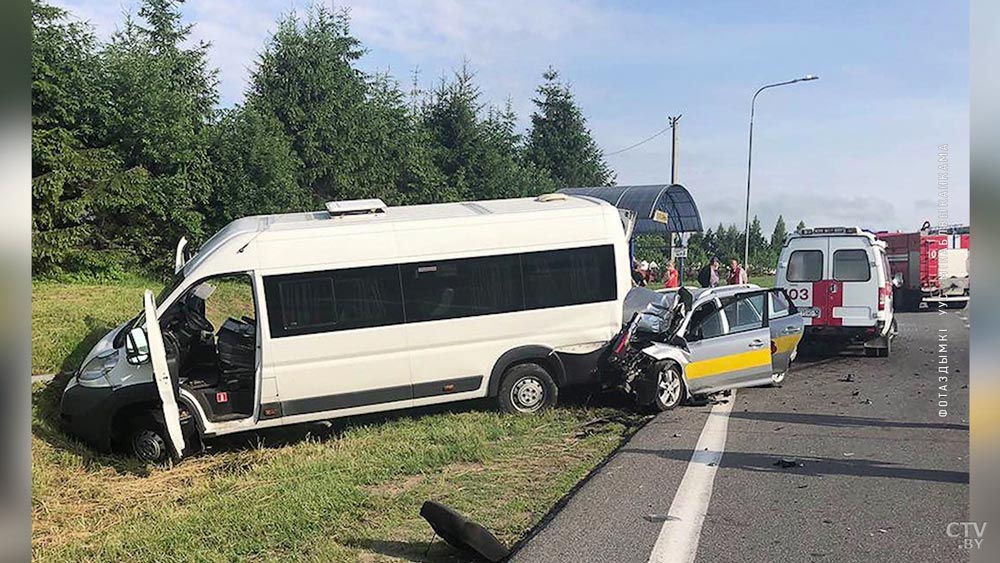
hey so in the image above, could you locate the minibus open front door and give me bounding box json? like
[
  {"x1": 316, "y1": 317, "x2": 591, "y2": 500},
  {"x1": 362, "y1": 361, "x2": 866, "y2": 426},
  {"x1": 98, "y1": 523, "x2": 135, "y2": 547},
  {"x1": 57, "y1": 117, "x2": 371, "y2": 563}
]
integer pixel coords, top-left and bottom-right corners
[
  {"x1": 174, "y1": 236, "x2": 189, "y2": 274},
  {"x1": 142, "y1": 290, "x2": 186, "y2": 459}
]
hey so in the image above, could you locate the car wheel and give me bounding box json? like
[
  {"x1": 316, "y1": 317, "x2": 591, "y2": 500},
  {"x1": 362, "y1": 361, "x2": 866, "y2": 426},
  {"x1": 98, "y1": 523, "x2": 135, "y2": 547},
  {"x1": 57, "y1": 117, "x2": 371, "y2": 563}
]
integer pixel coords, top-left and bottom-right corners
[
  {"x1": 130, "y1": 423, "x2": 168, "y2": 463},
  {"x1": 497, "y1": 363, "x2": 558, "y2": 414},
  {"x1": 648, "y1": 361, "x2": 685, "y2": 412}
]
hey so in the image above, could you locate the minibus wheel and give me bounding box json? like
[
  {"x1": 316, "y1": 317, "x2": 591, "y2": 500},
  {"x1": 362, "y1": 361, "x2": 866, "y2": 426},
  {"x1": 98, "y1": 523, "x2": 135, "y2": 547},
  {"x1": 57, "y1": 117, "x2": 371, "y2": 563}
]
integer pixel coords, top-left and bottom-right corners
[
  {"x1": 498, "y1": 363, "x2": 558, "y2": 414},
  {"x1": 130, "y1": 419, "x2": 168, "y2": 463}
]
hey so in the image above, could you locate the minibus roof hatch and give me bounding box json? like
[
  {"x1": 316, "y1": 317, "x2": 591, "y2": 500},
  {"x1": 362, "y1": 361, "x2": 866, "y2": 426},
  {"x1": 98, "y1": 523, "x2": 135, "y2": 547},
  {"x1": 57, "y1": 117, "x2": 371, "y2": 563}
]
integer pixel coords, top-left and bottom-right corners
[{"x1": 325, "y1": 199, "x2": 387, "y2": 217}]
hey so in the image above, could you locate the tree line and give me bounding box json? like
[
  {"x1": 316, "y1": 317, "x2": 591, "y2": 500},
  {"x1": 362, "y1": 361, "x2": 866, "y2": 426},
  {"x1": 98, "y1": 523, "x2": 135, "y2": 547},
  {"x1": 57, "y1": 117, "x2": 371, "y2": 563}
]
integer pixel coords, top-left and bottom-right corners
[{"x1": 32, "y1": 0, "x2": 614, "y2": 277}]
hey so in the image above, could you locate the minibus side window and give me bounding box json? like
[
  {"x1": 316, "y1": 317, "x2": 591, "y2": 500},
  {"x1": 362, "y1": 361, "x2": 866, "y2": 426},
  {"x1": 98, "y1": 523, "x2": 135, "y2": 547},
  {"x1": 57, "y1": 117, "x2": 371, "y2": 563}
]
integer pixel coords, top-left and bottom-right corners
[
  {"x1": 264, "y1": 265, "x2": 403, "y2": 337},
  {"x1": 401, "y1": 254, "x2": 523, "y2": 322},
  {"x1": 787, "y1": 250, "x2": 823, "y2": 282},
  {"x1": 833, "y1": 249, "x2": 871, "y2": 282},
  {"x1": 522, "y1": 245, "x2": 616, "y2": 309}
]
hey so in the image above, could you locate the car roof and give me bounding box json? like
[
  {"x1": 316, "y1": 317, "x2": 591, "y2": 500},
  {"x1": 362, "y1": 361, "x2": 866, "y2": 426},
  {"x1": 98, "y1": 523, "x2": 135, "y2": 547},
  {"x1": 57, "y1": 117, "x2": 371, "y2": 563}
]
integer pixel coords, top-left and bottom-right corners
[{"x1": 660, "y1": 284, "x2": 763, "y2": 306}]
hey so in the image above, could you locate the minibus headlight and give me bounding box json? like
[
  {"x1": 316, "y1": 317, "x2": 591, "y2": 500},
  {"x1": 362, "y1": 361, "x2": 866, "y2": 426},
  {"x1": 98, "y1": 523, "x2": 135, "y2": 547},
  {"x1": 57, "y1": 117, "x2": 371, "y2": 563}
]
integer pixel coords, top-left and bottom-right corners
[{"x1": 78, "y1": 350, "x2": 119, "y2": 387}]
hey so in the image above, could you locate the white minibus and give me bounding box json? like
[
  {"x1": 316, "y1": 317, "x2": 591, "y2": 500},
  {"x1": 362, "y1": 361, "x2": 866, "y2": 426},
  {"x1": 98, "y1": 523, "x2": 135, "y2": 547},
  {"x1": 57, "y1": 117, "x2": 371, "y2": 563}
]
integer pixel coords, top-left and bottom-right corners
[{"x1": 60, "y1": 194, "x2": 634, "y2": 461}]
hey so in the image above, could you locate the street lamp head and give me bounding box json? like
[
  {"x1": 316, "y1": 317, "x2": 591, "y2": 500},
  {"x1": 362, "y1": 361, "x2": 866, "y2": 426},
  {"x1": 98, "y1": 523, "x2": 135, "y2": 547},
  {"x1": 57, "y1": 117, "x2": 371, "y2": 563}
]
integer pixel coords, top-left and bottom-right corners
[{"x1": 801, "y1": 74, "x2": 819, "y2": 81}]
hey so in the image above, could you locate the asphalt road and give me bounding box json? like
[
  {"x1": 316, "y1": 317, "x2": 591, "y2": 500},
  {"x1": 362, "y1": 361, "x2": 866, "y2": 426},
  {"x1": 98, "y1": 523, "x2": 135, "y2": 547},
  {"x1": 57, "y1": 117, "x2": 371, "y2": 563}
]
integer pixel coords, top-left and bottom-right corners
[{"x1": 509, "y1": 309, "x2": 970, "y2": 563}]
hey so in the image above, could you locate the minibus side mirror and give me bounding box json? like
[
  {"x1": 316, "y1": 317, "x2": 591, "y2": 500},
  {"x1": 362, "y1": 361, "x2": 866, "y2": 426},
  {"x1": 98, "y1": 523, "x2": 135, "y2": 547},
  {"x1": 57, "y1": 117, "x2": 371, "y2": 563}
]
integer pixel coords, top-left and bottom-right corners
[
  {"x1": 125, "y1": 327, "x2": 150, "y2": 365},
  {"x1": 891, "y1": 272, "x2": 903, "y2": 288}
]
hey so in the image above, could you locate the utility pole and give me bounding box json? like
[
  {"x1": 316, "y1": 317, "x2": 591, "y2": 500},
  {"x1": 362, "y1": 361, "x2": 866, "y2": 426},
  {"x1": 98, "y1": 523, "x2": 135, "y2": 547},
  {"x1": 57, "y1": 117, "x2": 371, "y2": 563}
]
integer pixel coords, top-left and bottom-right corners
[
  {"x1": 668, "y1": 114, "x2": 682, "y2": 184},
  {"x1": 667, "y1": 114, "x2": 683, "y2": 283}
]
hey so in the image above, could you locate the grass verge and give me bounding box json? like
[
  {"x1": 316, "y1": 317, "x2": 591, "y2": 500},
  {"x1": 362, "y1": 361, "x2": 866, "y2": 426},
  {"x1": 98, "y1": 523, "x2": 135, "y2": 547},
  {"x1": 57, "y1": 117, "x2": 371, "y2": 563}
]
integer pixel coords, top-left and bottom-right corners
[{"x1": 32, "y1": 382, "x2": 643, "y2": 563}]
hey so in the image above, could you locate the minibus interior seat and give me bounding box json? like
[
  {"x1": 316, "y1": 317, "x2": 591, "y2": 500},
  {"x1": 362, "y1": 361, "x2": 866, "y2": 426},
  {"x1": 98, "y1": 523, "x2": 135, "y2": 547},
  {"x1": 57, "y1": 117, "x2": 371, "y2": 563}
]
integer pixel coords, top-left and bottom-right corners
[{"x1": 161, "y1": 293, "x2": 257, "y2": 421}]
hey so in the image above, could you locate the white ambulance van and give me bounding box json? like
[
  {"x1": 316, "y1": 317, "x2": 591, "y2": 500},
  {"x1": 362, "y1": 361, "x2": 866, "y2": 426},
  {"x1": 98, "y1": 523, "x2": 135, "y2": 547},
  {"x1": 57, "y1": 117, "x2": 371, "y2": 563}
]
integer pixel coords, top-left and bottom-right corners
[
  {"x1": 775, "y1": 227, "x2": 900, "y2": 357},
  {"x1": 59, "y1": 195, "x2": 634, "y2": 462}
]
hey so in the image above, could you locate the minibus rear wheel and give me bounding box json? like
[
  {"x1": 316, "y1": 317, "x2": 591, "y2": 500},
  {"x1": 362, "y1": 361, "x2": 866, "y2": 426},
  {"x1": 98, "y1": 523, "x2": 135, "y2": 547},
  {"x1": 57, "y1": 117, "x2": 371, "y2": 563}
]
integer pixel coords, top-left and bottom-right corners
[{"x1": 498, "y1": 363, "x2": 558, "y2": 414}]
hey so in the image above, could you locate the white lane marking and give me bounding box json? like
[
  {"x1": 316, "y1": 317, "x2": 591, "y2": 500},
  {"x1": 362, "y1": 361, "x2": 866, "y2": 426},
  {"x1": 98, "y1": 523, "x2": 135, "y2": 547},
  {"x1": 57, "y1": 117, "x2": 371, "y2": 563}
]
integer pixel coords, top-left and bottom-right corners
[{"x1": 648, "y1": 391, "x2": 736, "y2": 563}]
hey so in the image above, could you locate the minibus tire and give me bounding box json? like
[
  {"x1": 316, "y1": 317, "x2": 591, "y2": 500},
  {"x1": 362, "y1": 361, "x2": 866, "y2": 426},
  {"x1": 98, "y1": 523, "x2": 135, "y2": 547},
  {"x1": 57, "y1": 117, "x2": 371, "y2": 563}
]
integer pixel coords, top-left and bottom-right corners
[
  {"x1": 129, "y1": 417, "x2": 169, "y2": 463},
  {"x1": 498, "y1": 363, "x2": 558, "y2": 414}
]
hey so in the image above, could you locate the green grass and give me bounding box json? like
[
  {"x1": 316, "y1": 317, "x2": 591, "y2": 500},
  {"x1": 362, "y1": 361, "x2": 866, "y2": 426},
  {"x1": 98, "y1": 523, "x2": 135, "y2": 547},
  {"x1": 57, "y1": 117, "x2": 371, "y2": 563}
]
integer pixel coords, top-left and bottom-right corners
[
  {"x1": 32, "y1": 382, "x2": 641, "y2": 563},
  {"x1": 32, "y1": 278, "x2": 163, "y2": 375},
  {"x1": 31, "y1": 279, "x2": 646, "y2": 562}
]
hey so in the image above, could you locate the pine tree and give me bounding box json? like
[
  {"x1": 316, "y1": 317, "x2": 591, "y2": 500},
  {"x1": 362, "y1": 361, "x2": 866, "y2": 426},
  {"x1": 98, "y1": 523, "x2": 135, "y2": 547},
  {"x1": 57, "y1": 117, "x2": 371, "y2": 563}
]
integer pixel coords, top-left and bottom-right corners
[
  {"x1": 248, "y1": 6, "x2": 369, "y2": 201},
  {"x1": 205, "y1": 106, "x2": 308, "y2": 229},
  {"x1": 99, "y1": 0, "x2": 219, "y2": 271},
  {"x1": 795, "y1": 220, "x2": 806, "y2": 232},
  {"x1": 32, "y1": 0, "x2": 175, "y2": 275},
  {"x1": 422, "y1": 64, "x2": 553, "y2": 202},
  {"x1": 526, "y1": 68, "x2": 614, "y2": 188},
  {"x1": 771, "y1": 215, "x2": 788, "y2": 247},
  {"x1": 748, "y1": 215, "x2": 768, "y2": 271}
]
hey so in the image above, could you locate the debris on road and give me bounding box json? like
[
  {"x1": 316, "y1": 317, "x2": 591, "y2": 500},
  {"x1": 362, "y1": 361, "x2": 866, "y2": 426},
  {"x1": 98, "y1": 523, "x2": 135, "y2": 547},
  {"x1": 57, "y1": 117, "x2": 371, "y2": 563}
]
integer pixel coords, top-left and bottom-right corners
[
  {"x1": 773, "y1": 458, "x2": 803, "y2": 468},
  {"x1": 644, "y1": 514, "x2": 677, "y2": 523},
  {"x1": 840, "y1": 374, "x2": 856, "y2": 383}
]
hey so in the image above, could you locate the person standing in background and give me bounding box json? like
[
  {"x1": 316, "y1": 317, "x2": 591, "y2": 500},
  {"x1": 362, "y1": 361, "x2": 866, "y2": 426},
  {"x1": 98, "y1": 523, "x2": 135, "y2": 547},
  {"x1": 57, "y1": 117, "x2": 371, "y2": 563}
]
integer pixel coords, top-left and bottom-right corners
[
  {"x1": 631, "y1": 259, "x2": 647, "y2": 287},
  {"x1": 727, "y1": 258, "x2": 748, "y2": 285},
  {"x1": 662, "y1": 260, "x2": 679, "y2": 288},
  {"x1": 698, "y1": 257, "x2": 721, "y2": 288}
]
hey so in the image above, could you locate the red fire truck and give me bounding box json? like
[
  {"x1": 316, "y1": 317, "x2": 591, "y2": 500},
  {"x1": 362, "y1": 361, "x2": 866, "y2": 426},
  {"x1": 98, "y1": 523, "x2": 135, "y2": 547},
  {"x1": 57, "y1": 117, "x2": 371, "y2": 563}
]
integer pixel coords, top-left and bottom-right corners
[{"x1": 877, "y1": 222, "x2": 970, "y2": 311}]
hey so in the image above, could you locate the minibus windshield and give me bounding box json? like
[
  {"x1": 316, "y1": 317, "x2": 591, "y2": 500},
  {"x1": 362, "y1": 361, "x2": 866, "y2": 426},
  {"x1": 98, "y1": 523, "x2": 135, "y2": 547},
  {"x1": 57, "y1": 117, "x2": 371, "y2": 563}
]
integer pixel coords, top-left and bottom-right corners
[
  {"x1": 156, "y1": 271, "x2": 186, "y2": 304},
  {"x1": 111, "y1": 271, "x2": 186, "y2": 349}
]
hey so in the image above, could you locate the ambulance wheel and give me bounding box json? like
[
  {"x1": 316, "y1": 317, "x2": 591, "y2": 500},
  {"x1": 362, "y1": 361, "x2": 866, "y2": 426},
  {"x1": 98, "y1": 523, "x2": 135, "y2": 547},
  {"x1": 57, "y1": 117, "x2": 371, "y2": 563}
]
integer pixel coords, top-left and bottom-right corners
[
  {"x1": 649, "y1": 361, "x2": 685, "y2": 412},
  {"x1": 498, "y1": 363, "x2": 558, "y2": 414},
  {"x1": 129, "y1": 418, "x2": 168, "y2": 463}
]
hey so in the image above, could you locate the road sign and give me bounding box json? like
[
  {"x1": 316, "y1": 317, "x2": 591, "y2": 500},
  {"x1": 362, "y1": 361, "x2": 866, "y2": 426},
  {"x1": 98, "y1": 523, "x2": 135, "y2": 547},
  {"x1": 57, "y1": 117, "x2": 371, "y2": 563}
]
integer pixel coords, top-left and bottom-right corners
[{"x1": 673, "y1": 247, "x2": 688, "y2": 258}]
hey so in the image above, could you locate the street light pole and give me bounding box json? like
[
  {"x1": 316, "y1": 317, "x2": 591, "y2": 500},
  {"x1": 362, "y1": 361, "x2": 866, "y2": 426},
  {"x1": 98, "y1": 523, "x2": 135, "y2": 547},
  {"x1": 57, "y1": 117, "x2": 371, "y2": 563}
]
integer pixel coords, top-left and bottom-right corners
[{"x1": 743, "y1": 75, "x2": 819, "y2": 269}]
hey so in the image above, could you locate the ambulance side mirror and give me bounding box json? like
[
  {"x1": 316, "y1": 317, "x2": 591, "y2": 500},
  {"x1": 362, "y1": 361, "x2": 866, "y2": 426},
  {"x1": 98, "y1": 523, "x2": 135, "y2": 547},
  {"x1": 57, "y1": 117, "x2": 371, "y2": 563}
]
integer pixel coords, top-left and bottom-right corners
[{"x1": 891, "y1": 272, "x2": 903, "y2": 289}]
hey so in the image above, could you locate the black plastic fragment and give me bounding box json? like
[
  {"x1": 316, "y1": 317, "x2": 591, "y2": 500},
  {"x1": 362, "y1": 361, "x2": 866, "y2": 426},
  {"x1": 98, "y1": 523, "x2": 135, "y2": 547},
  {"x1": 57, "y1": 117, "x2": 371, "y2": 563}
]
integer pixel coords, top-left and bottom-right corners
[{"x1": 420, "y1": 500, "x2": 510, "y2": 562}]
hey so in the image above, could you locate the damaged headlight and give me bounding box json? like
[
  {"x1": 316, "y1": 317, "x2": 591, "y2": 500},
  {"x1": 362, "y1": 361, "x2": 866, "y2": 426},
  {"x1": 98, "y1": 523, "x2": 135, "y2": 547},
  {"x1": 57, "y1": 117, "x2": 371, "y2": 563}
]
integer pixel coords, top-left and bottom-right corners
[{"x1": 78, "y1": 349, "x2": 119, "y2": 387}]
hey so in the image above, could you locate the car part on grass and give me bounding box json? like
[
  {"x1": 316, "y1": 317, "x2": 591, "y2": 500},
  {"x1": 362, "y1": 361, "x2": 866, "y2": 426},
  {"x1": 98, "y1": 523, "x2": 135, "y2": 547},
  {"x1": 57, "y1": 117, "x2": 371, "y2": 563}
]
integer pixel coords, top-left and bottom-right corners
[{"x1": 419, "y1": 500, "x2": 509, "y2": 562}]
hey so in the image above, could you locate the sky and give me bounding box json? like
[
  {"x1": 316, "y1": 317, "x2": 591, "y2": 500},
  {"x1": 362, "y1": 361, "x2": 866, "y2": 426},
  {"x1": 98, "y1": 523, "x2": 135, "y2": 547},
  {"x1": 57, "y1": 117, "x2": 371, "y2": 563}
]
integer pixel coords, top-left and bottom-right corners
[{"x1": 52, "y1": 0, "x2": 970, "y2": 234}]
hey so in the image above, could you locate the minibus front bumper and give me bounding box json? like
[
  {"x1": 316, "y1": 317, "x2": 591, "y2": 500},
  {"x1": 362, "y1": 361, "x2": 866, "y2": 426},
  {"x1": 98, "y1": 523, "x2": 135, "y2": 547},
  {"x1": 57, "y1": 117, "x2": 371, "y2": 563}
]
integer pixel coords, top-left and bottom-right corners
[{"x1": 59, "y1": 380, "x2": 116, "y2": 452}]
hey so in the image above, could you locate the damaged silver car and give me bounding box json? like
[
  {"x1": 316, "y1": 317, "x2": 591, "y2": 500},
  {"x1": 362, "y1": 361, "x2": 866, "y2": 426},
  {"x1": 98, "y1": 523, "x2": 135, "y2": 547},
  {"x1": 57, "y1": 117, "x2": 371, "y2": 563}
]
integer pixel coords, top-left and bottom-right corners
[{"x1": 603, "y1": 284, "x2": 805, "y2": 411}]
